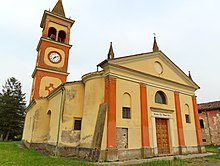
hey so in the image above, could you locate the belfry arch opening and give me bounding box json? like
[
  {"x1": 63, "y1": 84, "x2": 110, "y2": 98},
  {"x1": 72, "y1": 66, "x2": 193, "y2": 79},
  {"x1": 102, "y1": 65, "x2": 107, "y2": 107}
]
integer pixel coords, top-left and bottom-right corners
[
  {"x1": 48, "y1": 27, "x2": 57, "y2": 41},
  {"x1": 58, "y1": 30, "x2": 66, "y2": 43}
]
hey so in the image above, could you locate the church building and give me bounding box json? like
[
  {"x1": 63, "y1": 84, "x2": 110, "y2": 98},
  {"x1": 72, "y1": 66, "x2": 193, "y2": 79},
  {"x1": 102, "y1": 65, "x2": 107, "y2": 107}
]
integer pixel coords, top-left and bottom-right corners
[{"x1": 22, "y1": 0, "x2": 205, "y2": 161}]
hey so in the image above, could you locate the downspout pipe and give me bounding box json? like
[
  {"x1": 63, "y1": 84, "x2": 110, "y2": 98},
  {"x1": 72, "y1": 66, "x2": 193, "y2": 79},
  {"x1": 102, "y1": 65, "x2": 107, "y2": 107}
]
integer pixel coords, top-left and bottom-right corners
[{"x1": 55, "y1": 86, "x2": 66, "y2": 156}]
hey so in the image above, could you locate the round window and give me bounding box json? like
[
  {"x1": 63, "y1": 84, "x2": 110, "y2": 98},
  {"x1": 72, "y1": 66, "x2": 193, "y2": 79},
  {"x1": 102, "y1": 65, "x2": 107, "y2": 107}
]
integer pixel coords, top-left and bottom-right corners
[{"x1": 154, "y1": 61, "x2": 163, "y2": 74}]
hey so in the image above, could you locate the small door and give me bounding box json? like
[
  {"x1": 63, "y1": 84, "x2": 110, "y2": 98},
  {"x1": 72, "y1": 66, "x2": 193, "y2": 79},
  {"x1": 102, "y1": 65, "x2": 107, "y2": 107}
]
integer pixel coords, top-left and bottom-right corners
[{"x1": 156, "y1": 118, "x2": 170, "y2": 154}]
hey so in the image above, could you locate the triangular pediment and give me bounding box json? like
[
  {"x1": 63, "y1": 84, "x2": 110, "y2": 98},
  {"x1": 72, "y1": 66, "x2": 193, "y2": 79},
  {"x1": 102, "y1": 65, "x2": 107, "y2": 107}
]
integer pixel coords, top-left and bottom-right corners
[{"x1": 107, "y1": 51, "x2": 199, "y2": 89}]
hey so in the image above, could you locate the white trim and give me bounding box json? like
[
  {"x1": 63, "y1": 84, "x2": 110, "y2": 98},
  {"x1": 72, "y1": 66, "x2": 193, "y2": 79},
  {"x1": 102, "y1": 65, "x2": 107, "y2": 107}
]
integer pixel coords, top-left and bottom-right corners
[{"x1": 169, "y1": 119, "x2": 176, "y2": 149}]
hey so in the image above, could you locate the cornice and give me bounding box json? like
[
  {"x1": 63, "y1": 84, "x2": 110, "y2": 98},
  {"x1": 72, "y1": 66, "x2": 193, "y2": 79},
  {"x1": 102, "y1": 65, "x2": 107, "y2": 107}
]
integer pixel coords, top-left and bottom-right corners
[
  {"x1": 103, "y1": 63, "x2": 197, "y2": 95},
  {"x1": 40, "y1": 10, "x2": 74, "y2": 28},
  {"x1": 32, "y1": 66, "x2": 69, "y2": 78},
  {"x1": 98, "y1": 51, "x2": 199, "y2": 90},
  {"x1": 36, "y1": 37, "x2": 72, "y2": 51},
  {"x1": 82, "y1": 71, "x2": 104, "y2": 83},
  {"x1": 150, "y1": 107, "x2": 175, "y2": 113}
]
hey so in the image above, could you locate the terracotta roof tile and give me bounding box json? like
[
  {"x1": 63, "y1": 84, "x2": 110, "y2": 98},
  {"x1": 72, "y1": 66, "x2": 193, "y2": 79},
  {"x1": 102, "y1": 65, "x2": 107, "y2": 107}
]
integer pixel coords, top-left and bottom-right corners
[{"x1": 198, "y1": 101, "x2": 220, "y2": 111}]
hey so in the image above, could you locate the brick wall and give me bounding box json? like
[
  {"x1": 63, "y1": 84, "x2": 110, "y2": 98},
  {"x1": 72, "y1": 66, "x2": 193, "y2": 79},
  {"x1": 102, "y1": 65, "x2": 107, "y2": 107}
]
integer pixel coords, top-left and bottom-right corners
[{"x1": 199, "y1": 109, "x2": 220, "y2": 145}]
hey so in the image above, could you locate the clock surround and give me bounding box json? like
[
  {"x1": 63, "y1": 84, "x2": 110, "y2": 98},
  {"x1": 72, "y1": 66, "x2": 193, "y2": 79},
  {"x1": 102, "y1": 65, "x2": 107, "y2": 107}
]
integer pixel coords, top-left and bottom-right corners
[{"x1": 48, "y1": 51, "x2": 62, "y2": 63}]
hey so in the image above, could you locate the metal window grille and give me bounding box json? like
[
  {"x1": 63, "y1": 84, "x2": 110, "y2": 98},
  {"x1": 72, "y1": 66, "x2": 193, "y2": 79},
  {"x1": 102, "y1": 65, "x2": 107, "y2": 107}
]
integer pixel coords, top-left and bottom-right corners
[{"x1": 122, "y1": 107, "x2": 131, "y2": 119}]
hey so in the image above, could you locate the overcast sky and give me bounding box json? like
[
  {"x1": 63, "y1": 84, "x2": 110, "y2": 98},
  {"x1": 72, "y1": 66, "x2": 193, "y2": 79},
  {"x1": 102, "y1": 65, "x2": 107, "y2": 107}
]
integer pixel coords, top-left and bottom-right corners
[{"x1": 0, "y1": 0, "x2": 220, "y2": 103}]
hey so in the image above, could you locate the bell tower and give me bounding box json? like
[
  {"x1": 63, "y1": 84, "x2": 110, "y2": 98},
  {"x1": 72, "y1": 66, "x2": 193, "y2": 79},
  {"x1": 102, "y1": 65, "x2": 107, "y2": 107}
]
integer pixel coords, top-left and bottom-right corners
[{"x1": 30, "y1": 0, "x2": 74, "y2": 101}]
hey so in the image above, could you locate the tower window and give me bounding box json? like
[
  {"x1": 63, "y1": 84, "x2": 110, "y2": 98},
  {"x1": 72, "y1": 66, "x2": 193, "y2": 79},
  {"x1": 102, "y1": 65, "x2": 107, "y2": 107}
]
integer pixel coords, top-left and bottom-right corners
[
  {"x1": 200, "y1": 119, "x2": 204, "y2": 128},
  {"x1": 58, "y1": 30, "x2": 66, "y2": 43},
  {"x1": 74, "y1": 119, "x2": 82, "y2": 130},
  {"x1": 48, "y1": 27, "x2": 57, "y2": 41},
  {"x1": 155, "y1": 91, "x2": 167, "y2": 104},
  {"x1": 122, "y1": 107, "x2": 131, "y2": 119}
]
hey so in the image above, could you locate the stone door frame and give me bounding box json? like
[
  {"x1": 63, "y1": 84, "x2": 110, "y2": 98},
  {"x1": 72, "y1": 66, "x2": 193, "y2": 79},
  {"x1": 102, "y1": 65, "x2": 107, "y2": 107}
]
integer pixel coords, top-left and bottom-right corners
[{"x1": 151, "y1": 108, "x2": 176, "y2": 155}]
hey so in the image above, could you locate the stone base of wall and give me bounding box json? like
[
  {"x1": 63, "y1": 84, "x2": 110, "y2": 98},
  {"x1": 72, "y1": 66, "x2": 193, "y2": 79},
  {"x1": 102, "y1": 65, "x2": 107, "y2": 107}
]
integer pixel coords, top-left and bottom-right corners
[
  {"x1": 173, "y1": 145, "x2": 206, "y2": 155},
  {"x1": 142, "y1": 147, "x2": 154, "y2": 158},
  {"x1": 21, "y1": 140, "x2": 206, "y2": 162},
  {"x1": 21, "y1": 140, "x2": 100, "y2": 161}
]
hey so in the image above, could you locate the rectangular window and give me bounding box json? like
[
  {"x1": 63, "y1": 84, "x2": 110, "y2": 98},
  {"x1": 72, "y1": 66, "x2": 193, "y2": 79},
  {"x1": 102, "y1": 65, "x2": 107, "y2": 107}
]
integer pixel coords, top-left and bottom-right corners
[
  {"x1": 74, "y1": 119, "x2": 82, "y2": 130},
  {"x1": 202, "y1": 139, "x2": 206, "y2": 142},
  {"x1": 200, "y1": 119, "x2": 204, "y2": 128},
  {"x1": 185, "y1": 114, "x2": 190, "y2": 123},
  {"x1": 122, "y1": 107, "x2": 131, "y2": 119}
]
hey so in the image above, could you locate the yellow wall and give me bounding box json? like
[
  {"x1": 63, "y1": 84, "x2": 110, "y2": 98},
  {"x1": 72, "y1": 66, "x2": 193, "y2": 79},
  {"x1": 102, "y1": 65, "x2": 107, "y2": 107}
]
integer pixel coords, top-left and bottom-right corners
[
  {"x1": 47, "y1": 90, "x2": 63, "y2": 145},
  {"x1": 22, "y1": 105, "x2": 36, "y2": 143},
  {"x1": 112, "y1": 52, "x2": 192, "y2": 88},
  {"x1": 23, "y1": 99, "x2": 49, "y2": 143},
  {"x1": 106, "y1": 66, "x2": 195, "y2": 97},
  {"x1": 116, "y1": 78, "x2": 142, "y2": 149},
  {"x1": 147, "y1": 86, "x2": 178, "y2": 148},
  {"x1": 80, "y1": 75, "x2": 104, "y2": 148},
  {"x1": 59, "y1": 82, "x2": 85, "y2": 147},
  {"x1": 147, "y1": 86, "x2": 176, "y2": 111},
  {"x1": 179, "y1": 93, "x2": 197, "y2": 146}
]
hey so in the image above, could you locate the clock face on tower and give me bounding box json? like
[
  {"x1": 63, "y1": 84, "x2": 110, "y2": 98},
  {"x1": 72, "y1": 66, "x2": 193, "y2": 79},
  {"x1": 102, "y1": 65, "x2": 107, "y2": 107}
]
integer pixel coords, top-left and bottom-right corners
[{"x1": 49, "y1": 52, "x2": 61, "y2": 63}]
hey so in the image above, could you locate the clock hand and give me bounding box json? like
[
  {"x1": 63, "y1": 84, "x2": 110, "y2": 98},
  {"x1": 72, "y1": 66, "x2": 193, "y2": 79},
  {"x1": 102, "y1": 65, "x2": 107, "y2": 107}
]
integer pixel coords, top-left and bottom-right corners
[{"x1": 53, "y1": 56, "x2": 58, "y2": 60}]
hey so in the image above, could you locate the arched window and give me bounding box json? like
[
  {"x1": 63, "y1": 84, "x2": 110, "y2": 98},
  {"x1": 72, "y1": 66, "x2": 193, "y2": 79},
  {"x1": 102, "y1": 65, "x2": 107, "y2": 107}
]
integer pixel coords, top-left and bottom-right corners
[
  {"x1": 155, "y1": 91, "x2": 167, "y2": 104},
  {"x1": 185, "y1": 104, "x2": 191, "y2": 123},
  {"x1": 122, "y1": 93, "x2": 131, "y2": 119},
  {"x1": 48, "y1": 27, "x2": 57, "y2": 41},
  {"x1": 58, "y1": 30, "x2": 66, "y2": 43}
]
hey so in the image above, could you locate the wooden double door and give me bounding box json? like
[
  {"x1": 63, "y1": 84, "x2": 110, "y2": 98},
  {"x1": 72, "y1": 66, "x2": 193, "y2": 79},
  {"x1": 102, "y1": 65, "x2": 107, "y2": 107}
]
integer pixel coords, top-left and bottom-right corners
[{"x1": 156, "y1": 118, "x2": 170, "y2": 154}]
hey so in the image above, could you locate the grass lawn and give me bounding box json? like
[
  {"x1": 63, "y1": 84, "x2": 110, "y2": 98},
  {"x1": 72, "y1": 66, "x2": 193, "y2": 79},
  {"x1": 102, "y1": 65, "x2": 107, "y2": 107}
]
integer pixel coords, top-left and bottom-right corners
[
  {"x1": 186, "y1": 145, "x2": 220, "y2": 165},
  {"x1": 0, "y1": 142, "x2": 93, "y2": 166},
  {"x1": 0, "y1": 142, "x2": 219, "y2": 166}
]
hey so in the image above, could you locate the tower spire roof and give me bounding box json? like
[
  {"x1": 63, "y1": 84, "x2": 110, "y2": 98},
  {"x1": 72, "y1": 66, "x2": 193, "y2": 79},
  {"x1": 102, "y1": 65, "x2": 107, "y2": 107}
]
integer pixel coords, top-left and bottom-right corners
[
  {"x1": 108, "y1": 42, "x2": 115, "y2": 60},
  {"x1": 52, "y1": 0, "x2": 66, "y2": 17},
  {"x1": 152, "y1": 34, "x2": 159, "y2": 52}
]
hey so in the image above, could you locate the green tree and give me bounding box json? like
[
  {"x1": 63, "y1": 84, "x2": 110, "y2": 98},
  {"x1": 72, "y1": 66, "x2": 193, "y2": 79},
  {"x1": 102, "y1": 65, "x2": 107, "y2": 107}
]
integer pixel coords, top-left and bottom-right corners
[{"x1": 0, "y1": 77, "x2": 26, "y2": 141}]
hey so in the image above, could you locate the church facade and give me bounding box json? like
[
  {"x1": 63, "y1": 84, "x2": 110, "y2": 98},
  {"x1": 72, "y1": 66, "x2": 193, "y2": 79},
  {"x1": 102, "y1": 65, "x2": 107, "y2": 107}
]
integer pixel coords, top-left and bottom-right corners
[{"x1": 22, "y1": 0, "x2": 205, "y2": 161}]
